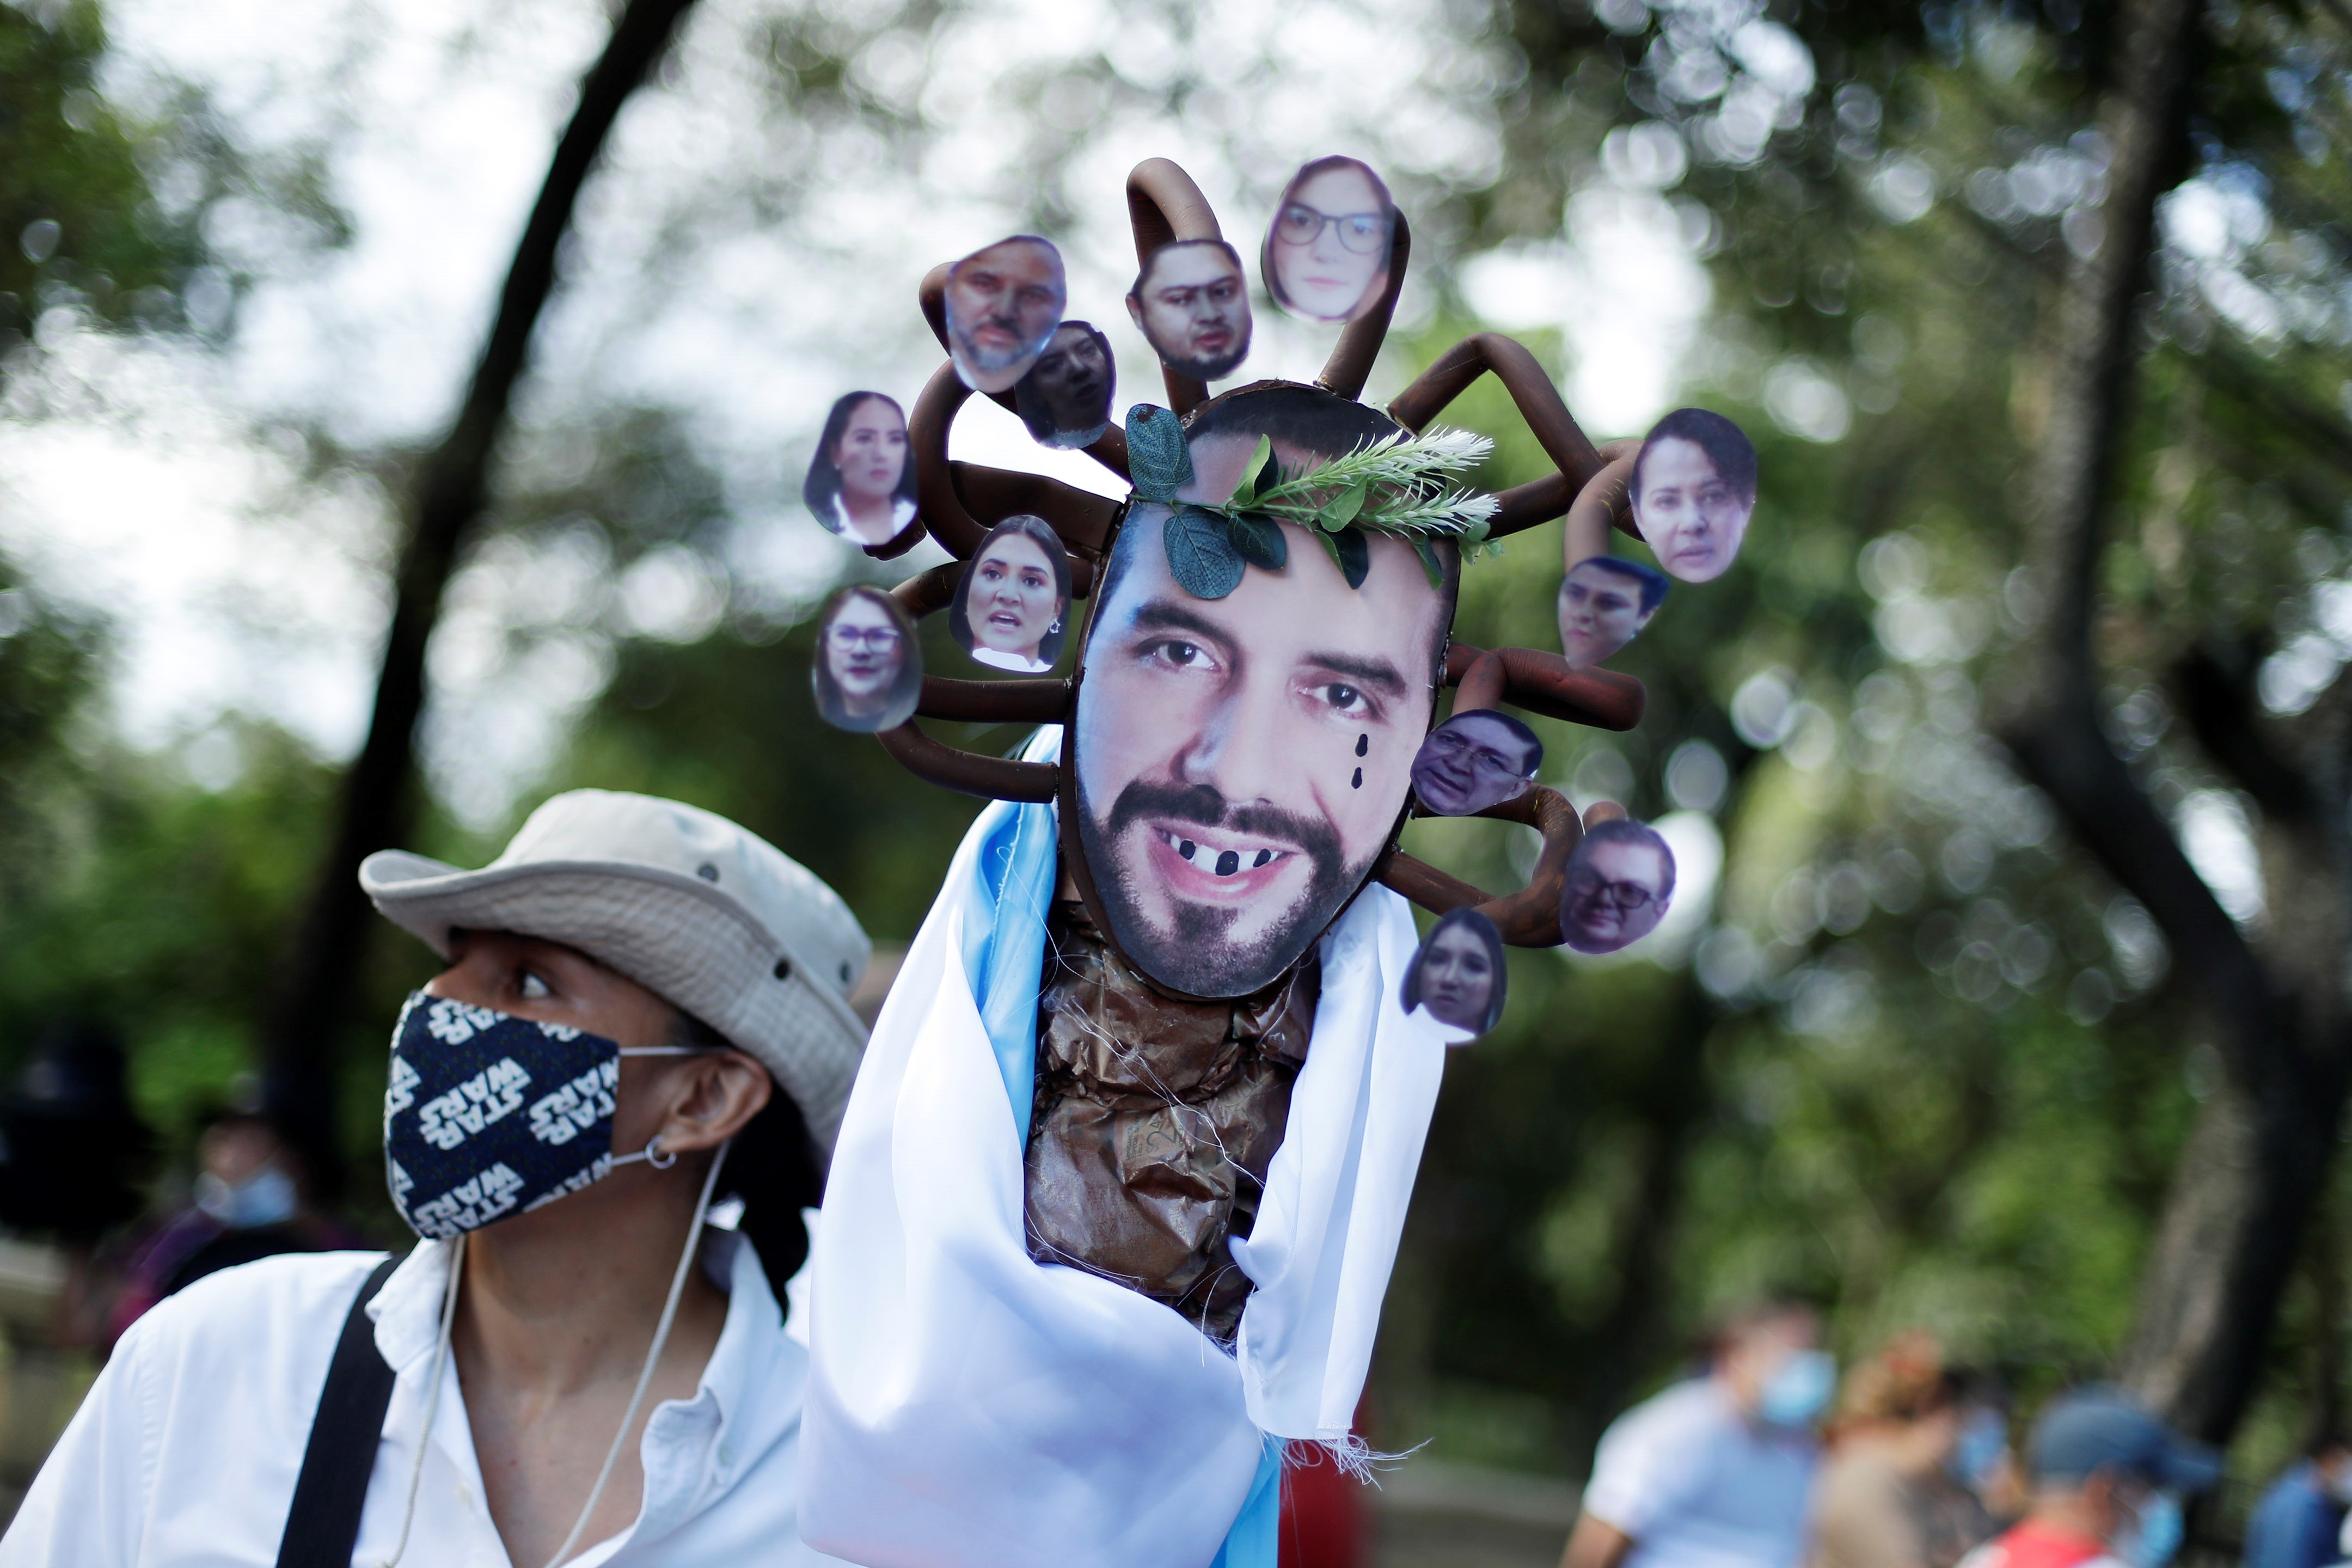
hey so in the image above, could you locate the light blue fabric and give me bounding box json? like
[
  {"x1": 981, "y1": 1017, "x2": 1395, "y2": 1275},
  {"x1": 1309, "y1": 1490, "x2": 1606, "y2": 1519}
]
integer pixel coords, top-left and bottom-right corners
[
  {"x1": 1206, "y1": 1442, "x2": 1283, "y2": 1568},
  {"x1": 955, "y1": 724, "x2": 1281, "y2": 1564},
  {"x1": 955, "y1": 726, "x2": 1064, "y2": 1144}
]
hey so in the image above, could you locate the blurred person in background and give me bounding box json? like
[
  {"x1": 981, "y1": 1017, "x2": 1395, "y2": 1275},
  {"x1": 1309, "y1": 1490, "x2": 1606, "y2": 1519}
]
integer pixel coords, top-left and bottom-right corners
[
  {"x1": 1558, "y1": 1299, "x2": 1835, "y2": 1568},
  {"x1": 0, "y1": 1021, "x2": 154, "y2": 1347},
  {"x1": 101, "y1": 1103, "x2": 357, "y2": 1347},
  {"x1": 1956, "y1": 1386, "x2": 2218, "y2": 1568},
  {"x1": 1811, "y1": 1332, "x2": 2007, "y2": 1568},
  {"x1": 2, "y1": 790, "x2": 866, "y2": 1567},
  {"x1": 2242, "y1": 1431, "x2": 2352, "y2": 1568}
]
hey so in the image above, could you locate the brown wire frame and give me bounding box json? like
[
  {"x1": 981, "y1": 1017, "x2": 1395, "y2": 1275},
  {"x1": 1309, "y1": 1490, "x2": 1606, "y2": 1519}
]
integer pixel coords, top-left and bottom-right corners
[{"x1": 860, "y1": 157, "x2": 1658, "y2": 959}]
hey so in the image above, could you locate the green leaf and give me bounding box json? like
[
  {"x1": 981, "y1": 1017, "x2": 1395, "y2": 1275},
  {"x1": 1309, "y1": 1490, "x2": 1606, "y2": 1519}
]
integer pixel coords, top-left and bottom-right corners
[
  {"x1": 1165, "y1": 505, "x2": 1246, "y2": 599},
  {"x1": 1125, "y1": 404, "x2": 1194, "y2": 503},
  {"x1": 1229, "y1": 435, "x2": 1275, "y2": 507},
  {"x1": 1319, "y1": 482, "x2": 1368, "y2": 531},
  {"x1": 1412, "y1": 536, "x2": 1443, "y2": 589},
  {"x1": 1333, "y1": 526, "x2": 1370, "y2": 589},
  {"x1": 1228, "y1": 512, "x2": 1288, "y2": 571}
]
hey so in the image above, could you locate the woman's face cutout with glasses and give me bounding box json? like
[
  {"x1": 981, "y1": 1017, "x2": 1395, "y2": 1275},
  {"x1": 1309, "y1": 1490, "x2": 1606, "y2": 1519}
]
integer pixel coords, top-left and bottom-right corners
[
  {"x1": 1267, "y1": 158, "x2": 1394, "y2": 325},
  {"x1": 1560, "y1": 824, "x2": 1675, "y2": 954},
  {"x1": 814, "y1": 587, "x2": 921, "y2": 733}
]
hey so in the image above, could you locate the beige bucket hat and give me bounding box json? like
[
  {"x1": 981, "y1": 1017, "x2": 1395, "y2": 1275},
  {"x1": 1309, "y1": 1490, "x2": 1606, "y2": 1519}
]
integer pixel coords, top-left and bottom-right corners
[{"x1": 359, "y1": 789, "x2": 871, "y2": 1152}]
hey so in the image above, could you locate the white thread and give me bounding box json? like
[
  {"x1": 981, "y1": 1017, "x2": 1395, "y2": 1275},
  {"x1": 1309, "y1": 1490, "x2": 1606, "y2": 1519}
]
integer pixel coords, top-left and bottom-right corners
[
  {"x1": 541, "y1": 1138, "x2": 730, "y2": 1568},
  {"x1": 378, "y1": 1233, "x2": 466, "y2": 1568}
]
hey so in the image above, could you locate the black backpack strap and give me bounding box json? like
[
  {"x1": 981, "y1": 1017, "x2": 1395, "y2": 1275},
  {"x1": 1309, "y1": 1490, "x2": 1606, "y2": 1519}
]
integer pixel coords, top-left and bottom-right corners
[{"x1": 277, "y1": 1253, "x2": 403, "y2": 1568}]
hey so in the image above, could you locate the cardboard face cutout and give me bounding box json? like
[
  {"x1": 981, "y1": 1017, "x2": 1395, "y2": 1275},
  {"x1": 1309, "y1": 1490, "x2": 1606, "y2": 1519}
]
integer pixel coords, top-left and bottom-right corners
[
  {"x1": 1410, "y1": 709, "x2": 1542, "y2": 817},
  {"x1": 945, "y1": 236, "x2": 1068, "y2": 394},
  {"x1": 806, "y1": 392, "x2": 917, "y2": 548},
  {"x1": 1402, "y1": 906, "x2": 1506, "y2": 1038},
  {"x1": 1072, "y1": 389, "x2": 1457, "y2": 999},
  {"x1": 1630, "y1": 407, "x2": 1757, "y2": 584},
  {"x1": 1560, "y1": 818, "x2": 1675, "y2": 954},
  {"x1": 1557, "y1": 556, "x2": 1667, "y2": 670},
  {"x1": 1264, "y1": 157, "x2": 1395, "y2": 326},
  {"x1": 952, "y1": 515, "x2": 1071, "y2": 674},
  {"x1": 1127, "y1": 240, "x2": 1252, "y2": 382},
  {"x1": 1013, "y1": 321, "x2": 1114, "y2": 449},
  {"x1": 813, "y1": 585, "x2": 922, "y2": 733}
]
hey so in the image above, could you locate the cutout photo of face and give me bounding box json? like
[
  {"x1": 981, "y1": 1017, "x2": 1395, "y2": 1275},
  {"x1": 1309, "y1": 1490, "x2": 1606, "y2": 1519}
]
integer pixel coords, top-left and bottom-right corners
[
  {"x1": 1013, "y1": 321, "x2": 1114, "y2": 449},
  {"x1": 1560, "y1": 818, "x2": 1676, "y2": 954},
  {"x1": 1074, "y1": 389, "x2": 1458, "y2": 999},
  {"x1": 1631, "y1": 407, "x2": 1758, "y2": 584},
  {"x1": 1264, "y1": 157, "x2": 1395, "y2": 325},
  {"x1": 1402, "y1": 908, "x2": 1506, "y2": 1038},
  {"x1": 951, "y1": 514, "x2": 1072, "y2": 675},
  {"x1": 804, "y1": 391, "x2": 917, "y2": 549},
  {"x1": 812, "y1": 585, "x2": 922, "y2": 733},
  {"x1": 1127, "y1": 239, "x2": 1252, "y2": 382},
  {"x1": 945, "y1": 235, "x2": 1068, "y2": 394},
  {"x1": 1558, "y1": 556, "x2": 1668, "y2": 671},
  {"x1": 1410, "y1": 709, "x2": 1542, "y2": 818}
]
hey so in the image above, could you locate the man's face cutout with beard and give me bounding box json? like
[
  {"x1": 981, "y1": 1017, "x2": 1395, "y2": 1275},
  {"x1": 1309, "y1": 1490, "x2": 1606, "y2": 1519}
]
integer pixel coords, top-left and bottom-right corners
[{"x1": 1074, "y1": 390, "x2": 1458, "y2": 999}]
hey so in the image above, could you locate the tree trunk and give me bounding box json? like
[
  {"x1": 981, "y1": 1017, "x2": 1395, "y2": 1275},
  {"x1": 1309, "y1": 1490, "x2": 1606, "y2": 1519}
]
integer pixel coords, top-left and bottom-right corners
[
  {"x1": 260, "y1": 0, "x2": 701, "y2": 1185},
  {"x1": 1995, "y1": 0, "x2": 2352, "y2": 1442}
]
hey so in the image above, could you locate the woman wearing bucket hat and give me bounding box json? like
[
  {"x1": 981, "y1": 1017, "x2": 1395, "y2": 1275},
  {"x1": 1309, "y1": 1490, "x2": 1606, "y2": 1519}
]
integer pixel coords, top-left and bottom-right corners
[{"x1": 3, "y1": 789, "x2": 869, "y2": 1568}]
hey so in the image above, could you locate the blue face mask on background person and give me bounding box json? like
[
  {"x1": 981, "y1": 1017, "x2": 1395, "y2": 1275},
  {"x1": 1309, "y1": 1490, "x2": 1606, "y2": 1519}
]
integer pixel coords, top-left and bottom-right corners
[
  {"x1": 384, "y1": 991, "x2": 698, "y2": 1240},
  {"x1": 195, "y1": 1164, "x2": 298, "y2": 1228},
  {"x1": 2115, "y1": 1489, "x2": 2184, "y2": 1568},
  {"x1": 1757, "y1": 1347, "x2": 1837, "y2": 1429},
  {"x1": 1950, "y1": 1407, "x2": 2008, "y2": 1488}
]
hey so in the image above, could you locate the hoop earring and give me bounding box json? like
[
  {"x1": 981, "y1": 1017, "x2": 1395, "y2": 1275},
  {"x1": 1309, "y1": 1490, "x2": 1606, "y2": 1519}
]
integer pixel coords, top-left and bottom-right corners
[{"x1": 644, "y1": 1135, "x2": 678, "y2": 1170}]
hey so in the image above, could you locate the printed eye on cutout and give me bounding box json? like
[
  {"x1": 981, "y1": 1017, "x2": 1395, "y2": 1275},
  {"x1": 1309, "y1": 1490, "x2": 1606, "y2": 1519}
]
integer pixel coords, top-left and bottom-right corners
[
  {"x1": 1402, "y1": 907, "x2": 1506, "y2": 1042},
  {"x1": 1628, "y1": 408, "x2": 1759, "y2": 584},
  {"x1": 1557, "y1": 556, "x2": 1669, "y2": 671},
  {"x1": 951, "y1": 514, "x2": 1073, "y2": 676},
  {"x1": 1560, "y1": 817, "x2": 1677, "y2": 955},
  {"x1": 1410, "y1": 709, "x2": 1542, "y2": 817},
  {"x1": 805, "y1": 391, "x2": 916, "y2": 550},
  {"x1": 1263, "y1": 156, "x2": 1396, "y2": 326},
  {"x1": 944, "y1": 235, "x2": 1068, "y2": 395},
  {"x1": 1125, "y1": 239, "x2": 1253, "y2": 382},
  {"x1": 1013, "y1": 320, "x2": 1116, "y2": 449},
  {"x1": 812, "y1": 585, "x2": 922, "y2": 734}
]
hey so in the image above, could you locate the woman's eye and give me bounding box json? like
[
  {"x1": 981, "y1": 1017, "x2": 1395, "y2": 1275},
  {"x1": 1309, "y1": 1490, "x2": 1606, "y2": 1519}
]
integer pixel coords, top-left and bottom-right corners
[{"x1": 519, "y1": 971, "x2": 551, "y2": 1001}]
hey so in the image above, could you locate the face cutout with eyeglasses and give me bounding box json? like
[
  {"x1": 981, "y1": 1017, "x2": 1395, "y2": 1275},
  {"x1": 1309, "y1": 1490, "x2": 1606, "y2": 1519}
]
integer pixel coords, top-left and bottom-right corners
[
  {"x1": 1264, "y1": 156, "x2": 1396, "y2": 326},
  {"x1": 812, "y1": 585, "x2": 922, "y2": 734},
  {"x1": 1560, "y1": 820, "x2": 1675, "y2": 954}
]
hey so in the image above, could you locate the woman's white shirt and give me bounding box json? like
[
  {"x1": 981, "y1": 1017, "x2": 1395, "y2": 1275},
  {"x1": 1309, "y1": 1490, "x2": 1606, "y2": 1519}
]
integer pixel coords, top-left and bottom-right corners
[
  {"x1": 969, "y1": 646, "x2": 1053, "y2": 674},
  {"x1": 827, "y1": 495, "x2": 916, "y2": 547},
  {"x1": 0, "y1": 1232, "x2": 846, "y2": 1567}
]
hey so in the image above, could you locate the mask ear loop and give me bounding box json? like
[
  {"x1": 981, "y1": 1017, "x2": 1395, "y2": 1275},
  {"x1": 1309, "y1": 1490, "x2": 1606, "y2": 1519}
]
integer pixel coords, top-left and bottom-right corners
[
  {"x1": 378, "y1": 1232, "x2": 466, "y2": 1568},
  {"x1": 541, "y1": 1134, "x2": 730, "y2": 1568}
]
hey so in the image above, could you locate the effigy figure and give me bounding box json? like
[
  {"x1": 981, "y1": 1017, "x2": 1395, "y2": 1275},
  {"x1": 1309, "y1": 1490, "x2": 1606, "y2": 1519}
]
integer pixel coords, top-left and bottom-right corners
[{"x1": 796, "y1": 156, "x2": 1750, "y2": 1568}]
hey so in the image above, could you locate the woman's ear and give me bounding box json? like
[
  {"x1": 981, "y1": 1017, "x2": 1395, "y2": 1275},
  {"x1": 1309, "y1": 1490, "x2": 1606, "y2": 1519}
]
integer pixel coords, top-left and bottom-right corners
[{"x1": 657, "y1": 1050, "x2": 773, "y2": 1154}]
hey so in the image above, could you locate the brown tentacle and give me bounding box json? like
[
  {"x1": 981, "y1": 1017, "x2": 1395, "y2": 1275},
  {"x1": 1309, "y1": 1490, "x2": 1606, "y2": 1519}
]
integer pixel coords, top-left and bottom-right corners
[
  {"x1": 1315, "y1": 210, "x2": 1410, "y2": 403},
  {"x1": 908, "y1": 362, "x2": 989, "y2": 559},
  {"x1": 1444, "y1": 642, "x2": 1644, "y2": 731},
  {"x1": 875, "y1": 720, "x2": 1059, "y2": 803},
  {"x1": 915, "y1": 676, "x2": 1073, "y2": 724},
  {"x1": 1126, "y1": 158, "x2": 1223, "y2": 418},
  {"x1": 948, "y1": 462, "x2": 1119, "y2": 594},
  {"x1": 1374, "y1": 783, "x2": 1588, "y2": 946},
  {"x1": 891, "y1": 562, "x2": 963, "y2": 620},
  {"x1": 1389, "y1": 333, "x2": 1609, "y2": 540},
  {"x1": 1564, "y1": 445, "x2": 1645, "y2": 568}
]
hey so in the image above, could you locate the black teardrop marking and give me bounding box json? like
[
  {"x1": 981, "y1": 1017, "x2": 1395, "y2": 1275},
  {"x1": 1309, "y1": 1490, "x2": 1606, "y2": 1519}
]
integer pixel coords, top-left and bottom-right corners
[
  {"x1": 1352, "y1": 767, "x2": 1363, "y2": 788},
  {"x1": 1356, "y1": 733, "x2": 1368, "y2": 757},
  {"x1": 1216, "y1": 849, "x2": 1240, "y2": 876}
]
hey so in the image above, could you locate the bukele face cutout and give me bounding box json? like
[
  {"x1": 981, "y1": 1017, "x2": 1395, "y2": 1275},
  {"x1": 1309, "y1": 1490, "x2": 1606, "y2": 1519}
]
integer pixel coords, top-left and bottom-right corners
[
  {"x1": 1264, "y1": 157, "x2": 1395, "y2": 326},
  {"x1": 813, "y1": 585, "x2": 922, "y2": 733},
  {"x1": 1128, "y1": 239, "x2": 1252, "y2": 381},
  {"x1": 1013, "y1": 321, "x2": 1114, "y2": 449},
  {"x1": 1402, "y1": 907, "x2": 1506, "y2": 1038},
  {"x1": 945, "y1": 235, "x2": 1068, "y2": 394},
  {"x1": 952, "y1": 514, "x2": 1071, "y2": 674},
  {"x1": 1560, "y1": 817, "x2": 1676, "y2": 954},
  {"x1": 1630, "y1": 408, "x2": 1758, "y2": 584},
  {"x1": 1072, "y1": 388, "x2": 1458, "y2": 999},
  {"x1": 1558, "y1": 556, "x2": 1668, "y2": 670},
  {"x1": 806, "y1": 392, "x2": 917, "y2": 549},
  {"x1": 1410, "y1": 709, "x2": 1542, "y2": 817}
]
